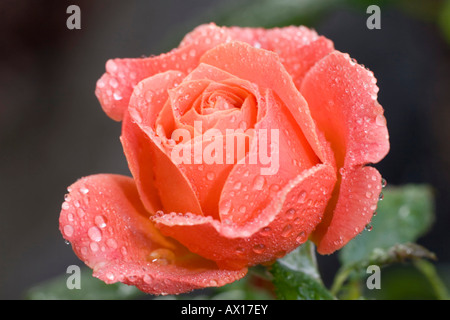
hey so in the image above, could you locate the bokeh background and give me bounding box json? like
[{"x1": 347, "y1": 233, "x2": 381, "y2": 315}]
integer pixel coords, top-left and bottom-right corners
[{"x1": 1, "y1": 0, "x2": 449, "y2": 299}]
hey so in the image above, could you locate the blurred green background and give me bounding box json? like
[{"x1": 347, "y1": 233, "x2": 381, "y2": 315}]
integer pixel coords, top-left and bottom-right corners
[{"x1": 1, "y1": 0, "x2": 449, "y2": 299}]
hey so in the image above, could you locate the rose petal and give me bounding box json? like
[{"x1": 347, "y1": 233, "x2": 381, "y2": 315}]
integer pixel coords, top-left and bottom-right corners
[
  {"x1": 154, "y1": 163, "x2": 336, "y2": 269},
  {"x1": 200, "y1": 41, "x2": 329, "y2": 165},
  {"x1": 122, "y1": 71, "x2": 204, "y2": 216},
  {"x1": 301, "y1": 51, "x2": 390, "y2": 254},
  {"x1": 95, "y1": 25, "x2": 231, "y2": 121},
  {"x1": 218, "y1": 89, "x2": 322, "y2": 225},
  {"x1": 59, "y1": 174, "x2": 246, "y2": 294}
]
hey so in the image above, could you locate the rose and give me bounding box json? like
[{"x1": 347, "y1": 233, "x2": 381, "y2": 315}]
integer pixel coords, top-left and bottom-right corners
[{"x1": 59, "y1": 23, "x2": 389, "y2": 295}]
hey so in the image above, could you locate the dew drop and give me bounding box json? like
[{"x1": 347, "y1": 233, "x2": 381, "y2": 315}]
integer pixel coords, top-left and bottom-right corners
[
  {"x1": 106, "y1": 238, "x2": 117, "y2": 249},
  {"x1": 109, "y1": 78, "x2": 119, "y2": 88},
  {"x1": 106, "y1": 272, "x2": 115, "y2": 281},
  {"x1": 148, "y1": 248, "x2": 175, "y2": 265},
  {"x1": 365, "y1": 224, "x2": 373, "y2": 232},
  {"x1": 378, "y1": 192, "x2": 384, "y2": 201},
  {"x1": 209, "y1": 279, "x2": 218, "y2": 286},
  {"x1": 80, "y1": 187, "x2": 89, "y2": 195},
  {"x1": 365, "y1": 191, "x2": 373, "y2": 199},
  {"x1": 281, "y1": 224, "x2": 293, "y2": 238},
  {"x1": 252, "y1": 244, "x2": 266, "y2": 254},
  {"x1": 64, "y1": 194, "x2": 71, "y2": 202},
  {"x1": 297, "y1": 191, "x2": 307, "y2": 203},
  {"x1": 77, "y1": 208, "x2": 85, "y2": 218},
  {"x1": 233, "y1": 182, "x2": 242, "y2": 190},
  {"x1": 61, "y1": 202, "x2": 70, "y2": 210},
  {"x1": 260, "y1": 226, "x2": 271, "y2": 236},
  {"x1": 95, "y1": 215, "x2": 107, "y2": 228},
  {"x1": 143, "y1": 274, "x2": 153, "y2": 284},
  {"x1": 375, "y1": 114, "x2": 386, "y2": 126},
  {"x1": 206, "y1": 172, "x2": 215, "y2": 181},
  {"x1": 239, "y1": 206, "x2": 247, "y2": 214},
  {"x1": 381, "y1": 178, "x2": 387, "y2": 188},
  {"x1": 270, "y1": 184, "x2": 280, "y2": 194},
  {"x1": 113, "y1": 91, "x2": 122, "y2": 101},
  {"x1": 252, "y1": 175, "x2": 266, "y2": 191},
  {"x1": 295, "y1": 231, "x2": 306, "y2": 244},
  {"x1": 63, "y1": 225, "x2": 74, "y2": 237},
  {"x1": 106, "y1": 60, "x2": 118, "y2": 73},
  {"x1": 88, "y1": 226, "x2": 102, "y2": 242},
  {"x1": 90, "y1": 242, "x2": 99, "y2": 252}
]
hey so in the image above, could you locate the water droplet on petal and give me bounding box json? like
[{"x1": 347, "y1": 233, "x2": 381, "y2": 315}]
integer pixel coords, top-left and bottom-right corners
[
  {"x1": 106, "y1": 238, "x2": 117, "y2": 249},
  {"x1": 90, "y1": 242, "x2": 99, "y2": 252},
  {"x1": 95, "y1": 215, "x2": 107, "y2": 228},
  {"x1": 375, "y1": 114, "x2": 386, "y2": 126},
  {"x1": 297, "y1": 191, "x2": 307, "y2": 203},
  {"x1": 378, "y1": 192, "x2": 384, "y2": 201},
  {"x1": 63, "y1": 225, "x2": 74, "y2": 237},
  {"x1": 381, "y1": 178, "x2": 387, "y2": 188},
  {"x1": 206, "y1": 172, "x2": 215, "y2": 181},
  {"x1": 252, "y1": 175, "x2": 266, "y2": 191},
  {"x1": 80, "y1": 187, "x2": 89, "y2": 195},
  {"x1": 106, "y1": 272, "x2": 115, "y2": 281},
  {"x1": 233, "y1": 182, "x2": 242, "y2": 190},
  {"x1": 143, "y1": 274, "x2": 153, "y2": 284},
  {"x1": 61, "y1": 202, "x2": 70, "y2": 210},
  {"x1": 281, "y1": 224, "x2": 293, "y2": 238},
  {"x1": 113, "y1": 91, "x2": 122, "y2": 101},
  {"x1": 252, "y1": 244, "x2": 265, "y2": 254},
  {"x1": 365, "y1": 224, "x2": 373, "y2": 232},
  {"x1": 77, "y1": 208, "x2": 85, "y2": 218},
  {"x1": 149, "y1": 248, "x2": 175, "y2": 265},
  {"x1": 106, "y1": 60, "x2": 118, "y2": 73},
  {"x1": 295, "y1": 231, "x2": 306, "y2": 244},
  {"x1": 88, "y1": 226, "x2": 102, "y2": 242}
]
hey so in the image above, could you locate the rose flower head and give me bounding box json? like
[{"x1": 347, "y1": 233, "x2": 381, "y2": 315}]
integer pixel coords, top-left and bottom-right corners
[{"x1": 59, "y1": 23, "x2": 389, "y2": 295}]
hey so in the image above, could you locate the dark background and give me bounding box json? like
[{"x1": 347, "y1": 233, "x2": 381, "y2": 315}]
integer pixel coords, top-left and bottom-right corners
[{"x1": 1, "y1": 0, "x2": 449, "y2": 299}]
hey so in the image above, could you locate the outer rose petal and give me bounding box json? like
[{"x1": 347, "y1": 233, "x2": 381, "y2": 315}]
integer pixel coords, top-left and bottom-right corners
[
  {"x1": 123, "y1": 71, "x2": 203, "y2": 216},
  {"x1": 95, "y1": 26, "x2": 232, "y2": 121},
  {"x1": 95, "y1": 23, "x2": 333, "y2": 122},
  {"x1": 301, "y1": 51, "x2": 390, "y2": 254},
  {"x1": 154, "y1": 163, "x2": 336, "y2": 269},
  {"x1": 59, "y1": 174, "x2": 247, "y2": 295},
  {"x1": 181, "y1": 24, "x2": 334, "y2": 89}
]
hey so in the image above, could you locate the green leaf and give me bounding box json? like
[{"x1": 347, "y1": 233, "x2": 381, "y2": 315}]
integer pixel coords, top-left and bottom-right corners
[
  {"x1": 25, "y1": 267, "x2": 144, "y2": 300},
  {"x1": 270, "y1": 241, "x2": 334, "y2": 300},
  {"x1": 438, "y1": 0, "x2": 450, "y2": 45},
  {"x1": 339, "y1": 184, "x2": 435, "y2": 266}
]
